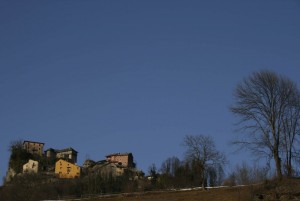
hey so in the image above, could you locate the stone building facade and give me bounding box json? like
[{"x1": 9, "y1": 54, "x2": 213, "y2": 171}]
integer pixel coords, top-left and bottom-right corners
[
  {"x1": 45, "y1": 147, "x2": 78, "y2": 163},
  {"x1": 23, "y1": 159, "x2": 39, "y2": 173},
  {"x1": 106, "y1": 153, "x2": 134, "y2": 168},
  {"x1": 23, "y1": 141, "x2": 44, "y2": 156}
]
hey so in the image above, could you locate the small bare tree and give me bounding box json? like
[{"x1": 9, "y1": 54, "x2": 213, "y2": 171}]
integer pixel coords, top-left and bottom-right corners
[
  {"x1": 226, "y1": 162, "x2": 270, "y2": 186},
  {"x1": 160, "y1": 156, "x2": 181, "y2": 176},
  {"x1": 230, "y1": 70, "x2": 300, "y2": 179},
  {"x1": 183, "y1": 135, "x2": 226, "y2": 188}
]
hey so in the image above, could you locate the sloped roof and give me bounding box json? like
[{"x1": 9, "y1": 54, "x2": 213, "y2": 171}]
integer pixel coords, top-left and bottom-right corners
[
  {"x1": 45, "y1": 147, "x2": 78, "y2": 153},
  {"x1": 57, "y1": 147, "x2": 78, "y2": 153},
  {"x1": 105, "y1": 152, "x2": 132, "y2": 157}
]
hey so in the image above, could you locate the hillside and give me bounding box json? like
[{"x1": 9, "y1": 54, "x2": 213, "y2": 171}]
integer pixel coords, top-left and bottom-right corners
[
  {"x1": 80, "y1": 178, "x2": 300, "y2": 201},
  {"x1": 1, "y1": 176, "x2": 300, "y2": 200}
]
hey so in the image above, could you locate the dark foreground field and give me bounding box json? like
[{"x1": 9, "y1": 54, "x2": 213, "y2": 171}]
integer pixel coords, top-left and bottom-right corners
[
  {"x1": 88, "y1": 188, "x2": 251, "y2": 201},
  {"x1": 81, "y1": 178, "x2": 300, "y2": 201}
]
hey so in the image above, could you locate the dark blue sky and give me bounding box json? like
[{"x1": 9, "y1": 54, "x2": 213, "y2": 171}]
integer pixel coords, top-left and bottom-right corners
[{"x1": 1, "y1": 0, "x2": 300, "y2": 183}]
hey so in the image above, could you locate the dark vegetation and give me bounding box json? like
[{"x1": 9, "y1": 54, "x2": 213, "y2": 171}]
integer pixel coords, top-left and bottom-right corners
[{"x1": 0, "y1": 172, "x2": 143, "y2": 201}]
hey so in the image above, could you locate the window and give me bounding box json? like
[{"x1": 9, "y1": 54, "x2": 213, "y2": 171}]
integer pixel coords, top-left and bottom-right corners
[{"x1": 67, "y1": 167, "x2": 71, "y2": 174}]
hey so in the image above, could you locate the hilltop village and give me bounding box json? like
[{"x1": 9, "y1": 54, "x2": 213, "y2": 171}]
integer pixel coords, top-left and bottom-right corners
[{"x1": 6, "y1": 140, "x2": 142, "y2": 183}]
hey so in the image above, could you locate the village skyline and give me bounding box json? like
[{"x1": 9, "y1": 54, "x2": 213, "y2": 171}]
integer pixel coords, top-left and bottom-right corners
[{"x1": 5, "y1": 139, "x2": 138, "y2": 182}]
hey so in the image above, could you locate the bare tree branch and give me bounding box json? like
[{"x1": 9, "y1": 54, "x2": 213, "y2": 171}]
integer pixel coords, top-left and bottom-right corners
[{"x1": 230, "y1": 70, "x2": 300, "y2": 178}]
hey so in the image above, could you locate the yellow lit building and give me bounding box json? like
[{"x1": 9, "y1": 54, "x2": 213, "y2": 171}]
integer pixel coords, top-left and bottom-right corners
[{"x1": 55, "y1": 159, "x2": 80, "y2": 178}]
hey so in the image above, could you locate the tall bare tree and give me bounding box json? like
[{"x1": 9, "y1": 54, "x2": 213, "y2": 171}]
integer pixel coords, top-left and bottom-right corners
[
  {"x1": 183, "y1": 135, "x2": 226, "y2": 188},
  {"x1": 230, "y1": 70, "x2": 300, "y2": 179},
  {"x1": 281, "y1": 90, "x2": 300, "y2": 176}
]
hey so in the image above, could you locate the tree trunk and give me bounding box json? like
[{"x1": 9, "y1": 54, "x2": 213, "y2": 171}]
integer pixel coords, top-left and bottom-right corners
[
  {"x1": 202, "y1": 169, "x2": 205, "y2": 189},
  {"x1": 286, "y1": 149, "x2": 293, "y2": 177},
  {"x1": 273, "y1": 149, "x2": 282, "y2": 179}
]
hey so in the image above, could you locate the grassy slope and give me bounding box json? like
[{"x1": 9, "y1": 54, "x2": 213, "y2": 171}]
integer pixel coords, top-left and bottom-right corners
[{"x1": 82, "y1": 178, "x2": 300, "y2": 201}]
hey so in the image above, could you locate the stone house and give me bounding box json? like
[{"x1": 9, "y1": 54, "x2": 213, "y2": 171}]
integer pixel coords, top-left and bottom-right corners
[
  {"x1": 23, "y1": 159, "x2": 39, "y2": 173},
  {"x1": 45, "y1": 147, "x2": 78, "y2": 163},
  {"x1": 82, "y1": 159, "x2": 96, "y2": 168},
  {"x1": 23, "y1": 140, "x2": 44, "y2": 156},
  {"x1": 106, "y1": 153, "x2": 134, "y2": 168},
  {"x1": 45, "y1": 148, "x2": 56, "y2": 159}
]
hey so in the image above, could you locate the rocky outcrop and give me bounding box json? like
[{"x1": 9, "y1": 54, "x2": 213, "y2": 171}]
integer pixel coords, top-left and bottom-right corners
[{"x1": 5, "y1": 168, "x2": 16, "y2": 183}]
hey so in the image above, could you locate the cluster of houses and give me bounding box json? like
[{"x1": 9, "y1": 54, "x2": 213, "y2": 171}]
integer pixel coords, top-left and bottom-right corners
[{"x1": 19, "y1": 140, "x2": 136, "y2": 180}]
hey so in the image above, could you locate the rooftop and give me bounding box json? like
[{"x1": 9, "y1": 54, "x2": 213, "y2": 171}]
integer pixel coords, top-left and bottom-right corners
[
  {"x1": 23, "y1": 140, "x2": 45, "y2": 145},
  {"x1": 45, "y1": 147, "x2": 78, "y2": 153},
  {"x1": 106, "y1": 152, "x2": 132, "y2": 157}
]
